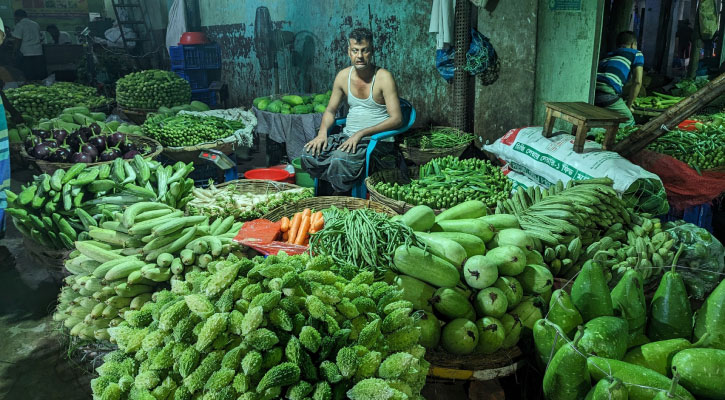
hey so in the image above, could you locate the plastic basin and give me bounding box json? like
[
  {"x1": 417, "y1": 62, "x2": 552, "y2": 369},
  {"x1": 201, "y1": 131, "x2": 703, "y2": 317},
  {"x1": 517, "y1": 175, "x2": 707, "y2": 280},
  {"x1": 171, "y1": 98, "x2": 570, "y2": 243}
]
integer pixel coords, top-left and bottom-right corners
[
  {"x1": 179, "y1": 32, "x2": 209, "y2": 45},
  {"x1": 243, "y1": 168, "x2": 291, "y2": 182},
  {"x1": 292, "y1": 158, "x2": 315, "y2": 188}
]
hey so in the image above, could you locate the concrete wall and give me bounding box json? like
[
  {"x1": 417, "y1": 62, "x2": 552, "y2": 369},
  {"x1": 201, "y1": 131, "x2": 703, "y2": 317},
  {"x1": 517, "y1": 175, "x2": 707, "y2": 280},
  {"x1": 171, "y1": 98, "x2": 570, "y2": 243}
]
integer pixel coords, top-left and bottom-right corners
[
  {"x1": 533, "y1": 0, "x2": 605, "y2": 126},
  {"x1": 473, "y1": 0, "x2": 539, "y2": 146},
  {"x1": 198, "y1": 0, "x2": 453, "y2": 127}
]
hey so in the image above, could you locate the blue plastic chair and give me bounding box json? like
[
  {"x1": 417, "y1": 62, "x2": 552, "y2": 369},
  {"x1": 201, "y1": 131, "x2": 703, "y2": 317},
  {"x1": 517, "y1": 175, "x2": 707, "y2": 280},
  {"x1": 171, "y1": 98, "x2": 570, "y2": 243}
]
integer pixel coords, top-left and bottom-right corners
[{"x1": 314, "y1": 98, "x2": 416, "y2": 198}]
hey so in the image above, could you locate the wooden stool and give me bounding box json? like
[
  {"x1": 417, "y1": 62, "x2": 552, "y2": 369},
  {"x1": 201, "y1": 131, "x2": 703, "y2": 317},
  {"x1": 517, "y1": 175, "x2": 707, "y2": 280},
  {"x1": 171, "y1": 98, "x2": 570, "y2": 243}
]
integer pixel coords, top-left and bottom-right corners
[{"x1": 543, "y1": 102, "x2": 628, "y2": 152}]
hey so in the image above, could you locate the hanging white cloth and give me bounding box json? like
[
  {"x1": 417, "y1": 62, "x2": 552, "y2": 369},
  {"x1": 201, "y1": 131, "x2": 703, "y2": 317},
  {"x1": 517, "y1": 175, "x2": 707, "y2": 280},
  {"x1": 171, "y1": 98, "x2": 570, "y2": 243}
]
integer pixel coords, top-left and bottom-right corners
[
  {"x1": 429, "y1": 0, "x2": 455, "y2": 49},
  {"x1": 166, "y1": 0, "x2": 187, "y2": 51}
]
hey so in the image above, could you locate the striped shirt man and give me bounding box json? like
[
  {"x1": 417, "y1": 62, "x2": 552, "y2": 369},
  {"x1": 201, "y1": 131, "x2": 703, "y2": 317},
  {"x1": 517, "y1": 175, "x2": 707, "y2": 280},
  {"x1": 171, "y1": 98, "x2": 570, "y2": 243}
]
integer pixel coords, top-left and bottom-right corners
[{"x1": 596, "y1": 47, "x2": 644, "y2": 95}]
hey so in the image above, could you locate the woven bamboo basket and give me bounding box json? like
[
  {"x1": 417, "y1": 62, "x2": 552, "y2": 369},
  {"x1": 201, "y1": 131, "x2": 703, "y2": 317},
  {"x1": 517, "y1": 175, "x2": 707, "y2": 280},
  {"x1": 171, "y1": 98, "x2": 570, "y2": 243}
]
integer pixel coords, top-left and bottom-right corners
[
  {"x1": 365, "y1": 169, "x2": 446, "y2": 215},
  {"x1": 262, "y1": 196, "x2": 397, "y2": 221},
  {"x1": 22, "y1": 235, "x2": 70, "y2": 282},
  {"x1": 119, "y1": 106, "x2": 156, "y2": 125},
  {"x1": 162, "y1": 139, "x2": 239, "y2": 164},
  {"x1": 425, "y1": 346, "x2": 524, "y2": 381},
  {"x1": 20, "y1": 134, "x2": 162, "y2": 174},
  {"x1": 399, "y1": 126, "x2": 472, "y2": 166}
]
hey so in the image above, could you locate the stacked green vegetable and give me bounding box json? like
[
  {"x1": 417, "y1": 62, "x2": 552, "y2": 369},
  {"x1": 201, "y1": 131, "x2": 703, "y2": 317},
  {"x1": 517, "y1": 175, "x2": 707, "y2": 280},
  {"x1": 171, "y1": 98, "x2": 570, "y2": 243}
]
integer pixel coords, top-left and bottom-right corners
[
  {"x1": 53, "y1": 202, "x2": 243, "y2": 341},
  {"x1": 391, "y1": 201, "x2": 544, "y2": 356},
  {"x1": 142, "y1": 113, "x2": 244, "y2": 147},
  {"x1": 534, "y1": 258, "x2": 725, "y2": 400},
  {"x1": 633, "y1": 92, "x2": 684, "y2": 110},
  {"x1": 5, "y1": 82, "x2": 113, "y2": 125},
  {"x1": 116, "y1": 70, "x2": 191, "y2": 110},
  {"x1": 309, "y1": 207, "x2": 418, "y2": 278},
  {"x1": 254, "y1": 92, "x2": 331, "y2": 114},
  {"x1": 90, "y1": 253, "x2": 429, "y2": 400},
  {"x1": 401, "y1": 127, "x2": 473, "y2": 149},
  {"x1": 154, "y1": 101, "x2": 210, "y2": 117},
  {"x1": 375, "y1": 156, "x2": 512, "y2": 209},
  {"x1": 4, "y1": 158, "x2": 194, "y2": 250}
]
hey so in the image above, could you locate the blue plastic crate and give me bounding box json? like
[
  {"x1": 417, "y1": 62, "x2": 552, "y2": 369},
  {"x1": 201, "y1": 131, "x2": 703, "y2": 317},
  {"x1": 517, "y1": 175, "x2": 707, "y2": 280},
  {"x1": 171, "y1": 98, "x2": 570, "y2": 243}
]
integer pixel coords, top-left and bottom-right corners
[
  {"x1": 170, "y1": 44, "x2": 221, "y2": 70},
  {"x1": 191, "y1": 88, "x2": 217, "y2": 107},
  {"x1": 169, "y1": 46, "x2": 185, "y2": 69},
  {"x1": 201, "y1": 44, "x2": 221, "y2": 69},
  {"x1": 661, "y1": 203, "x2": 713, "y2": 232},
  {"x1": 173, "y1": 68, "x2": 208, "y2": 90}
]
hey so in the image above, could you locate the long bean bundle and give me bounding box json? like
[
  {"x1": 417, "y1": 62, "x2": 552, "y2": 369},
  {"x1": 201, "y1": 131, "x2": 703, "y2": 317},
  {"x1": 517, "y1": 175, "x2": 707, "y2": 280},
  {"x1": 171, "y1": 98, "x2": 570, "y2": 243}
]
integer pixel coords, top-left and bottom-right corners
[
  {"x1": 309, "y1": 207, "x2": 417, "y2": 277},
  {"x1": 402, "y1": 127, "x2": 473, "y2": 149}
]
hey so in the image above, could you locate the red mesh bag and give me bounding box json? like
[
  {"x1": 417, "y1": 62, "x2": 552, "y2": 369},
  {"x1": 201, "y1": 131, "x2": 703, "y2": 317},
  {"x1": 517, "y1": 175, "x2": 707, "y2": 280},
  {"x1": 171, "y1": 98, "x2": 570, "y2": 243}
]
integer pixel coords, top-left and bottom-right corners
[{"x1": 628, "y1": 149, "x2": 725, "y2": 210}]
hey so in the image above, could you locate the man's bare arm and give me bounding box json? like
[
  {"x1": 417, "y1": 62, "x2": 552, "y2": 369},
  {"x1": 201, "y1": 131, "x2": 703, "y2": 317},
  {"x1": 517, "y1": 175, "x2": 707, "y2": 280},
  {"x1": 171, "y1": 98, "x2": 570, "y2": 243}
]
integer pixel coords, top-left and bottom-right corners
[
  {"x1": 627, "y1": 66, "x2": 643, "y2": 109},
  {"x1": 353, "y1": 70, "x2": 402, "y2": 138}
]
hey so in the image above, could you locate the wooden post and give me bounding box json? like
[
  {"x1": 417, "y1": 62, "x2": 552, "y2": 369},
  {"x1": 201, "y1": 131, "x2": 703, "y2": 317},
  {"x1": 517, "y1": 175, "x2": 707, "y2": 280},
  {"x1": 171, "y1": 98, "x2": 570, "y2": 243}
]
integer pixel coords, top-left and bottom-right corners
[{"x1": 612, "y1": 71, "x2": 725, "y2": 157}]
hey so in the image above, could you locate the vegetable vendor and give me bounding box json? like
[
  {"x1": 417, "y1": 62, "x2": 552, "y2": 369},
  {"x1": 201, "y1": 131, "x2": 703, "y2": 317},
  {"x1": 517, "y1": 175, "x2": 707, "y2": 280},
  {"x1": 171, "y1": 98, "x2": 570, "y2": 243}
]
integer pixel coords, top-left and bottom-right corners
[
  {"x1": 594, "y1": 31, "x2": 643, "y2": 127},
  {"x1": 0, "y1": 16, "x2": 11, "y2": 253},
  {"x1": 302, "y1": 27, "x2": 402, "y2": 195},
  {"x1": 11, "y1": 9, "x2": 46, "y2": 81}
]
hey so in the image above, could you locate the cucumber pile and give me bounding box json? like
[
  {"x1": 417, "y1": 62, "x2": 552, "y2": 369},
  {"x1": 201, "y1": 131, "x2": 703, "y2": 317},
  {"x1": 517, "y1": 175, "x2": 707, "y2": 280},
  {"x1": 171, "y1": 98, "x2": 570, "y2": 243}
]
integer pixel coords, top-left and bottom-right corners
[
  {"x1": 4, "y1": 159, "x2": 195, "y2": 250},
  {"x1": 375, "y1": 156, "x2": 513, "y2": 209},
  {"x1": 141, "y1": 113, "x2": 245, "y2": 147},
  {"x1": 53, "y1": 203, "x2": 244, "y2": 342},
  {"x1": 392, "y1": 201, "x2": 541, "y2": 356},
  {"x1": 116, "y1": 70, "x2": 191, "y2": 110},
  {"x1": 5, "y1": 82, "x2": 113, "y2": 125},
  {"x1": 253, "y1": 92, "x2": 331, "y2": 114}
]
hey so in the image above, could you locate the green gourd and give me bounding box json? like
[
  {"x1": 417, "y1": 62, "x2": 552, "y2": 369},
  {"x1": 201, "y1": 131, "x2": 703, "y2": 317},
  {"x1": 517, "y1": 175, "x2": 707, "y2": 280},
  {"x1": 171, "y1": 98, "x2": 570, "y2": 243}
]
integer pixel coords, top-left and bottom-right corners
[
  {"x1": 587, "y1": 357, "x2": 695, "y2": 400},
  {"x1": 693, "y1": 277, "x2": 725, "y2": 349},
  {"x1": 611, "y1": 269, "x2": 646, "y2": 341},
  {"x1": 548, "y1": 289, "x2": 583, "y2": 337},
  {"x1": 533, "y1": 319, "x2": 568, "y2": 367},
  {"x1": 542, "y1": 327, "x2": 591, "y2": 400},
  {"x1": 571, "y1": 261, "x2": 613, "y2": 322},
  {"x1": 622, "y1": 334, "x2": 708, "y2": 377},
  {"x1": 578, "y1": 316, "x2": 629, "y2": 360},
  {"x1": 584, "y1": 377, "x2": 628, "y2": 400},
  {"x1": 648, "y1": 245, "x2": 692, "y2": 341},
  {"x1": 670, "y1": 348, "x2": 725, "y2": 399},
  {"x1": 652, "y1": 374, "x2": 682, "y2": 400}
]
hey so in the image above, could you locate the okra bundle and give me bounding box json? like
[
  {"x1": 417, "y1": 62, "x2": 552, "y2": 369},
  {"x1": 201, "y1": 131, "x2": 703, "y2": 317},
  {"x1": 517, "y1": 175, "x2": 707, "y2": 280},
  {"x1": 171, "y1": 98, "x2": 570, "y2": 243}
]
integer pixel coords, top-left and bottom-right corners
[
  {"x1": 53, "y1": 203, "x2": 244, "y2": 342},
  {"x1": 4, "y1": 157, "x2": 194, "y2": 250}
]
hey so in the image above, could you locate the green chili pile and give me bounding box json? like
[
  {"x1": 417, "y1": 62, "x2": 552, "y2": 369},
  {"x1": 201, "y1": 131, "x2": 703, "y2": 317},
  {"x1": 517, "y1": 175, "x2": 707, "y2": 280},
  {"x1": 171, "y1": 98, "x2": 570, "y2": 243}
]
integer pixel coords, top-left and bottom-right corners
[{"x1": 309, "y1": 207, "x2": 417, "y2": 278}]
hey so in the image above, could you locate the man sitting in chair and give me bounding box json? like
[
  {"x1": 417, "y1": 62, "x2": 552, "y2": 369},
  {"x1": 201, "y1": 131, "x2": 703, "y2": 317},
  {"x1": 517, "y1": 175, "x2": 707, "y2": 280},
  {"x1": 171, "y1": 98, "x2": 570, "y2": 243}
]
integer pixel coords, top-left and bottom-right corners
[{"x1": 302, "y1": 27, "x2": 402, "y2": 195}]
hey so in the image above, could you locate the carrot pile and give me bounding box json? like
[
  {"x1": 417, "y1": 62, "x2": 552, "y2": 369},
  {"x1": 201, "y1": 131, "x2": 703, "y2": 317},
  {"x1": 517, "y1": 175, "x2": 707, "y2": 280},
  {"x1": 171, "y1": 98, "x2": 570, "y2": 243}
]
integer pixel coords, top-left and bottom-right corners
[{"x1": 279, "y1": 208, "x2": 324, "y2": 246}]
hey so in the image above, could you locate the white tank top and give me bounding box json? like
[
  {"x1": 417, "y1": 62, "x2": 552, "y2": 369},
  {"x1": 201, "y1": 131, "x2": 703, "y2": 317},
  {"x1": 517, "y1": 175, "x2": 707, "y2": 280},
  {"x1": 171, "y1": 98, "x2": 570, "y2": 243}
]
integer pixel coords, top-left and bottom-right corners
[{"x1": 343, "y1": 67, "x2": 391, "y2": 141}]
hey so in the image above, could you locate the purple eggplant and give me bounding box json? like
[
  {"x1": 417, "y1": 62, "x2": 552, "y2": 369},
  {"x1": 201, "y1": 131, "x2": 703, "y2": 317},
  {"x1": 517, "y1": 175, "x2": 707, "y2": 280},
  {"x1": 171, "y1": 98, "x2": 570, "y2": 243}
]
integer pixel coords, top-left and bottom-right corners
[
  {"x1": 32, "y1": 143, "x2": 52, "y2": 159},
  {"x1": 89, "y1": 123, "x2": 102, "y2": 135},
  {"x1": 108, "y1": 132, "x2": 125, "y2": 147},
  {"x1": 77, "y1": 127, "x2": 92, "y2": 142},
  {"x1": 88, "y1": 135, "x2": 107, "y2": 152},
  {"x1": 53, "y1": 129, "x2": 69, "y2": 143},
  {"x1": 122, "y1": 150, "x2": 140, "y2": 159},
  {"x1": 80, "y1": 143, "x2": 99, "y2": 159},
  {"x1": 54, "y1": 147, "x2": 71, "y2": 162},
  {"x1": 99, "y1": 147, "x2": 120, "y2": 162},
  {"x1": 42, "y1": 139, "x2": 59, "y2": 149},
  {"x1": 24, "y1": 135, "x2": 42, "y2": 152},
  {"x1": 71, "y1": 152, "x2": 93, "y2": 163},
  {"x1": 119, "y1": 138, "x2": 137, "y2": 154},
  {"x1": 34, "y1": 129, "x2": 51, "y2": 140}
]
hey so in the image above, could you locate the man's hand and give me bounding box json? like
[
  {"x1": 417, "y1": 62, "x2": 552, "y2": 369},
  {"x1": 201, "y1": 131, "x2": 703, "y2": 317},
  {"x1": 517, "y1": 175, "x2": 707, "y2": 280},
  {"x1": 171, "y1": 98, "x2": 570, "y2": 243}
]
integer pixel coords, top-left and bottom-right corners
[
  {"x1": 304, "y1": 134, "x2": 328, "y2": 157},
  {"x1": 338, "y1": 133, "x2": 362, "y2": 153}
]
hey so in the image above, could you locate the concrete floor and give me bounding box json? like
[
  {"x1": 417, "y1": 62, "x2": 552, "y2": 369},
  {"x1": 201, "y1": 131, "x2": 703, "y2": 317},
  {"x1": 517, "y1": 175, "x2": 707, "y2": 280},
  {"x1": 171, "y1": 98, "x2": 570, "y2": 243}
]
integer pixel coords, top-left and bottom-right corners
[{"x1": 0, "y1": 169, "x2": 94, "y2": 400}]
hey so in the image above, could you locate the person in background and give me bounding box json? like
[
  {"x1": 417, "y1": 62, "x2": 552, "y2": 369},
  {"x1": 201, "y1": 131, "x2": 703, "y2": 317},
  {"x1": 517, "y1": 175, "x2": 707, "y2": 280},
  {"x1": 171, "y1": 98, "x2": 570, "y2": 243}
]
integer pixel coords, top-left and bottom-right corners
[
  {"x1": 0, "y1": 16, "x2": 12, "y2": 260},
  {"x1": 46, "y1": 24, "x2": 72, "y2": 45},
  {"x1": 12, "y1": 9, "x2": 46, "y2": 81},
  {"x1": 594, "y1": 31, "x2": 643, "y2": 127},
  {"x1": 302, "y1": 27, "x2": 402, "y2": 195}
]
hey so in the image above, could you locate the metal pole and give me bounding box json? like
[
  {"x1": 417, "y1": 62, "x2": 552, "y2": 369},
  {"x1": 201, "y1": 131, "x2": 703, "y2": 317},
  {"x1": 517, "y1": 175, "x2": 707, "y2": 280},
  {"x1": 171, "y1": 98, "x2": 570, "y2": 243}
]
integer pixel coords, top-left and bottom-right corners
[{"x1": 453, "y1": 0, "x2": 471, "y2": 132}]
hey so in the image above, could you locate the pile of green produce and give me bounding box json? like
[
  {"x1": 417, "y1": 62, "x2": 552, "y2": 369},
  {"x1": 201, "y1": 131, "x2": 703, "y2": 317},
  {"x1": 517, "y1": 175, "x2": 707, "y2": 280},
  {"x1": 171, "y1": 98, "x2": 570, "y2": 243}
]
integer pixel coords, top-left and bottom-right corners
[
  {"x1": 664, "y1": 220, "x2": 725, "y2": 299},
  {"x1": 374, "y1": 156, "x2": 512, "y2": 210},
  {"x1": 154, "y1": 101, "x2": 210, "y2": 117},
  {"x1": 633, "y1": 92, "x2": 684, "y2": 110},
  {"x1": 254, "y1": 92, "x2": 331, "y2": 114},
  {"x1": 309, "y1": 207, "x2": 418, "y2": 278},
  {"x1": 401, "y1": 127, "x2": 473, "y2": 149},
  {"x1": 5, "y1": 82, "x2": 113, "y2": 125},
  {"x1": 672, "y1": 76, "x2": 709, "y2": 97},
  {"x1": 186, "y1": 182, "x2": 313, "y2": 221},
  {"x1": 4, "y1": 159, "x2": 195, "y2": 250},
  {"x1": 142, "y1": 113, "x2": 245, "y2": 147},
  {"x1": 391, "y1": 201, "x2": 541, "y2": 355},
  {"x1": 116, "y1": 70, "x2": 191, "y2": 110},
  {"x1": 89, "y1": 253, "x2": 429, "y2": 400},
  {"x1": 534, "y1": 258, "x2": 725, "y2": 400},
  {"x1": 597, "y1": 124, "x2": 725, "y2": 172},
  {"x1": 53, "y1": 202, "x2": 243, "y2": 341}
]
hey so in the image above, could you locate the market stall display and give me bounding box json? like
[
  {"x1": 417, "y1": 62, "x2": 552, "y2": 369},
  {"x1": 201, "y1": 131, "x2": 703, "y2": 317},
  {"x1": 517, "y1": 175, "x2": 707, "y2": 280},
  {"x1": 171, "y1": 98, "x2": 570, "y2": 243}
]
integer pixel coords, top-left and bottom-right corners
[
  {"x1": 5, "y1": 82, "x2": 114, "y2": 126},
  {"x1": 399, "y1": 126, "x2": 473, "y2": 165},
  {"x1": 369, "y1": 156, "x2": 512, "y2": 213},
  {"x1": 116, "y1": 70, "x2": 192, "y2": 124},
  {"x1": 253, "y1": 91, "x2": 331, "y2": 114},
  {"x1": 186, "y1": 179, "x2": 313, "y2": 221}
]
